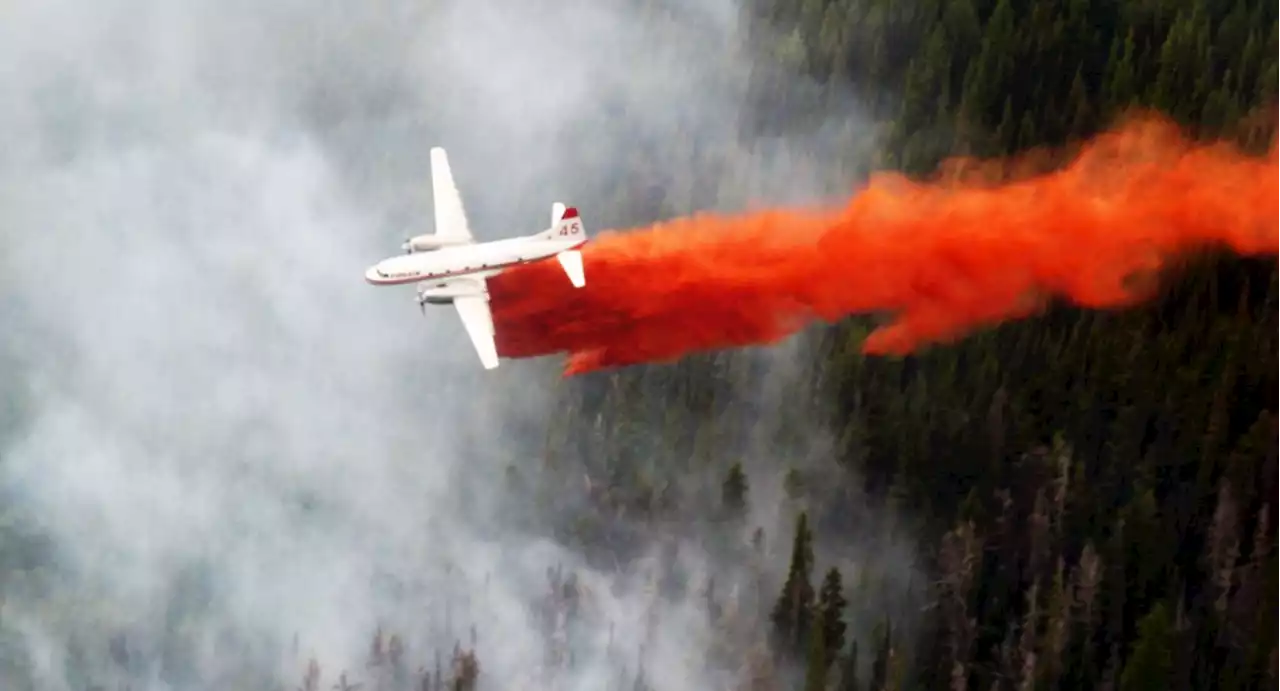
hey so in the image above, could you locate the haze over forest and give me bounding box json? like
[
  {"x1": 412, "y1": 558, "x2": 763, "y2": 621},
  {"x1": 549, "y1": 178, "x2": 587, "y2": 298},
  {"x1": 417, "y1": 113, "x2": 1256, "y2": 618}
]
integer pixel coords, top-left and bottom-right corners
[{"x1": 0, "y1": 0, "x2": 1275, "y2": 690}]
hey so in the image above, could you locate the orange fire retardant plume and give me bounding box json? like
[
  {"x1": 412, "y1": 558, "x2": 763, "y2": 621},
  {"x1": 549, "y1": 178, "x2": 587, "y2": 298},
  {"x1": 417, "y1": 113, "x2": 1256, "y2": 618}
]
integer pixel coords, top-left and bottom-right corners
[{"x1": 487, "y1": 112, "x2": 1279, "y2": 376}]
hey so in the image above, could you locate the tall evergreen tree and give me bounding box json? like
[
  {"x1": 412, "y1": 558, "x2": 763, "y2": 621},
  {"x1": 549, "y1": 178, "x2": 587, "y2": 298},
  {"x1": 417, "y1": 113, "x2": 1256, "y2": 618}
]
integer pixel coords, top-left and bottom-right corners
[
  {"x1": 869, "y1": 618, "x2": 892, "y2": 691},
  {"x1": 804, "y1": 614, "x2": 830, "y2": 691},
  {"x1": 1119, "y1": 602, "x2": 1176, "y2": 691},
  {"x1": 722, "y1": 462, "x2": 749, "y2": 516},
  {"x1": 839, "y1": 640, "x2": 860, "y2": 691},
  {"x1": 770, "y1": 511, "x2": 816, "y2": 655},
  {"x1": 817, "y1": 567, "x2": 849, "y2": 666}
]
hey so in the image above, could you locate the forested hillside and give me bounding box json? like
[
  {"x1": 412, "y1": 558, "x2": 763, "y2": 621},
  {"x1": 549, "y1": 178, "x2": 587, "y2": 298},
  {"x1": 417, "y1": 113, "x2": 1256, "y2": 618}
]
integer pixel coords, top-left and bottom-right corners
[
  {"x1": 0, "y1": 0, "x2": 1275, "y2": 690},
  {"x1": 541, "y1": 0, "x2": 1280, "y2": 689}
]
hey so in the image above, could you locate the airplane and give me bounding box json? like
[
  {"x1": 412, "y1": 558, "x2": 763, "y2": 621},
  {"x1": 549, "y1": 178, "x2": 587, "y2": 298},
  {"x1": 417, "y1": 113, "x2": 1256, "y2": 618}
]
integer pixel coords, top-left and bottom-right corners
[{"x1": 364, "y1": 146, "x2": 589, "y2": 370}]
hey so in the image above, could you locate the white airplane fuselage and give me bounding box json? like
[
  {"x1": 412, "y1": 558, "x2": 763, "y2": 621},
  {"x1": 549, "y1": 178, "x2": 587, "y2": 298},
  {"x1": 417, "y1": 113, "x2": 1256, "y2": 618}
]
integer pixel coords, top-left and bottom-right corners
[
  {"x1": 364, "y1": 235, "x2": 587, "y2": 288},
  {"x1": 366, "y1": 144, "x2": 587, "y2": 371}
]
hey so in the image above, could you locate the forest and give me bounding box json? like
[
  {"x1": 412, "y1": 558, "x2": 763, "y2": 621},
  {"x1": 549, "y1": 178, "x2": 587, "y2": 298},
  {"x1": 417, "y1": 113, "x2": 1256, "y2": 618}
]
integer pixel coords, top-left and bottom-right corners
[
  {"x1": 0, "y1": 0, "x2": 1276, "y2": 689},
  {"x1": 545, "y1": 0, "x2": 1279, "y2": 688}
]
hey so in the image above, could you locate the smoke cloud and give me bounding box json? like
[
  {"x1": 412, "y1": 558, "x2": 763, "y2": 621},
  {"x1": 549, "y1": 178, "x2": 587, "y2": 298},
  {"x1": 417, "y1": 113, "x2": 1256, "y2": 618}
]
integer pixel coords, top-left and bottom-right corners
[
  {"x1": 0, "y1": 0, "x2": 917, "y2": 689},
  {"x1": 491, "y1": 113, "x2": 1280, "y2": 375}
]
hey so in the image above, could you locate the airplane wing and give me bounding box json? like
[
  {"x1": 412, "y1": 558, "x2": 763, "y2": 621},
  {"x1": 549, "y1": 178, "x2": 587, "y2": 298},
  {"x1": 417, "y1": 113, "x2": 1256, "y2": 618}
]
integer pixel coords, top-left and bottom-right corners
[
  {"x1": 430, "y1": 147, "x2": 473, "y2": 242},
  {"x1": 453, "y1": 293, "x2": 500, "y2": 370}
]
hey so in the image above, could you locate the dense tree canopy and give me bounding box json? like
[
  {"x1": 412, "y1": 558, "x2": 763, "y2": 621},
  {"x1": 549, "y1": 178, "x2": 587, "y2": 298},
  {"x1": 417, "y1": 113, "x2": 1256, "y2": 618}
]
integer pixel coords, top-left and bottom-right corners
[
  {"x1": 547, "y1": 0, "x2": 1278, "y2": 688},
  {"x1": 743, "y1": 0, "x2": 1277, "y2": 687}
]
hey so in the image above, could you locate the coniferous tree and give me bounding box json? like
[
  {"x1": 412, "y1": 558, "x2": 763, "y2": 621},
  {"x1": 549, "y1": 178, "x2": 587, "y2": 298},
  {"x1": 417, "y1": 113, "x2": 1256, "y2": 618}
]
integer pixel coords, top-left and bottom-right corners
[
  {"x1": 804, "y1": 614, "x2": 830, "y2": 691},
  {"x1": 839, "y1": 640, "x2": 860, "y2": 691},
  {"x1": 817, "y1": 567, "x2": 849, "y2": 666},
  {"x1": 770, "y1": 511, "x2": 816, "y2": 656},
  {"x1": 869, "y1": 618, "x2": 892, "y2": 691},
  {"x1": 1119, "y1": 602, "x2": 1176, "y2": 691},
  {"x1": 723, "y1": 462, "x2": 749, "y2": 516}
]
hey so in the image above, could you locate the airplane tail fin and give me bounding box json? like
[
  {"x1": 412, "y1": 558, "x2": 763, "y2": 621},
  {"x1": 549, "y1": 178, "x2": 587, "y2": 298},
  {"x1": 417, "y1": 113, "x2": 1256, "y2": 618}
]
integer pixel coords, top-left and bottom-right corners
[{"x1": 542, "y1": 205, "x2": 587, "y2": 239}]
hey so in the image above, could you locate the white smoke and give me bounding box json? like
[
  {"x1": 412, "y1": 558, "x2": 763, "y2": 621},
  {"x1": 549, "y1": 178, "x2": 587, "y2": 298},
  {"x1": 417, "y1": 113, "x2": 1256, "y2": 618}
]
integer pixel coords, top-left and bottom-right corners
[{"x1": 0, "y1": 0, "x2": 919, "y2": 689}]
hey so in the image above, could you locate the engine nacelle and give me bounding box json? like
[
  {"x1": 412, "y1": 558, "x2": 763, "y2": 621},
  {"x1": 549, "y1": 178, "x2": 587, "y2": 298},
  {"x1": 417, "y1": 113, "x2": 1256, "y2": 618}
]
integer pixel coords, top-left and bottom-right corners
[
  {"x1": 402, "y1": 234, "x2": 470, "y2": 253},
  {"x1": 416, "y1": 281, "x2": 484, "y2": 306}
]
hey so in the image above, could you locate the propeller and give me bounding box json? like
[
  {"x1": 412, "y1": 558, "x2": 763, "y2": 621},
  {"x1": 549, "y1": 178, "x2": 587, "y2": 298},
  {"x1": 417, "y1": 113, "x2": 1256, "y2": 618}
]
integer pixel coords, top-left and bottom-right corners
[{"x1": 403, "y1": 237, "x2": 413, "y2": 254}]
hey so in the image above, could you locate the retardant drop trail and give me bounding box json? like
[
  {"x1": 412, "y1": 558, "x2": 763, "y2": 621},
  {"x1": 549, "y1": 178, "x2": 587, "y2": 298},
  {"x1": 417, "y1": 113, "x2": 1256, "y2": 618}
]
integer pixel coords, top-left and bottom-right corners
[{"x1": 487, "y1": 112, "x2": 1279, "y2": 375}]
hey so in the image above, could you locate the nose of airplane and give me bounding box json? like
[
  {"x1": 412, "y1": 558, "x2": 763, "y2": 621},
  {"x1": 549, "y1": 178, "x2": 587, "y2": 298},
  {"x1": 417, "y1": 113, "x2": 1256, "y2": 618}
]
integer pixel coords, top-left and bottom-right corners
[{"x1": 364, "y1": 265, "x2": 384, "y2": 284}]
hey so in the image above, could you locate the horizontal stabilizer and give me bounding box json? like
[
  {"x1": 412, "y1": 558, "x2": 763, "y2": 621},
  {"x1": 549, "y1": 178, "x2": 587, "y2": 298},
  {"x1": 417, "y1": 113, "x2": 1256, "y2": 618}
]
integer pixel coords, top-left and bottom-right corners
[{"x1": 557, "y1": 250, "x2": 585, "y2": 288}]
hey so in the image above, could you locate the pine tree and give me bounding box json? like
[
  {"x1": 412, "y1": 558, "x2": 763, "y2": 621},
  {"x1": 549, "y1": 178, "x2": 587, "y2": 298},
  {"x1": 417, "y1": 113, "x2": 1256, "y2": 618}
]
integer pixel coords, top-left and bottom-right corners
[
  {"x1": 804, "y1": 614, "x2": 830, "y2": 691},
  {"x1": 1119, "y1": 602, "x2": 1175, "y2": 691},
  {"x1": 869, "y1": 618, "x2": 892, "y2": 691},
  {"x1": 839, "y1": 640, "x2": 860, "y2": 691},
  {"x1": 770, "y1": 511, "x2": 816, "y2": 655},
  {"x1": 817, "y1": 567, "x2": 849, "y2": 665},
  {"x1": 722, "y1": 462, "x2": 749, "y2": 516}
]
